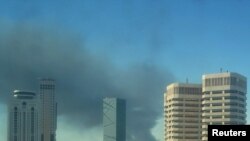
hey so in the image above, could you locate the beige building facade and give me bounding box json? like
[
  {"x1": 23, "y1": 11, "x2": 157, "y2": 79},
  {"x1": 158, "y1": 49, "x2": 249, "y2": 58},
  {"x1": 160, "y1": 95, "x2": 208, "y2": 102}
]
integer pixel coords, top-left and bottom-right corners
[
  {"x1": 164, "y1": 72, "x2": 247, "y2": 141},
  {"x1": 164, "y1": 83, "x2": 202, "y2": 141},
  {"x1": 201, "y1": 72, "x2": 247, "y2": 141}
]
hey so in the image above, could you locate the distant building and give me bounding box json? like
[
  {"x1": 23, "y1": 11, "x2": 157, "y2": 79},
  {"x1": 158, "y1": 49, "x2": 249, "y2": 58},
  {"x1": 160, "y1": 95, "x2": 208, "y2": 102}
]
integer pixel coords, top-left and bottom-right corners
[
  {"x1": 8, "y1": 90, "x2": 40, "y2": 141},
  {"x1": 201, "y1": 72, "x2": 247, "y2": 141},
  {"x1": 103, "y1": 98, "x2": 126, "y2": 141},
  {"x1": 39, "y1": 79, "x2": 57, "y2": 141},
  {"x1": 164, "y1": 83, "x2": 202, "y2": 141}
]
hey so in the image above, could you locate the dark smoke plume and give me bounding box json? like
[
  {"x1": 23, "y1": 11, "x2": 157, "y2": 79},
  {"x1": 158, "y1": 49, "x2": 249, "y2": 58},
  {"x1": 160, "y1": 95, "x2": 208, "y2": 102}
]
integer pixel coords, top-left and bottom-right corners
[{"x1": 0, "y1": 23, "x2": 174, "y2": 141}]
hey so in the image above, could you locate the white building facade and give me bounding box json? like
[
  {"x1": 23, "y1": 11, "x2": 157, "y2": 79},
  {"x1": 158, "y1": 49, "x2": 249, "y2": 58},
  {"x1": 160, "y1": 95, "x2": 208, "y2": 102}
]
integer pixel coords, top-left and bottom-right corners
[{"x1": 8, "y1": 90, "x2": 40, "y2": 141}]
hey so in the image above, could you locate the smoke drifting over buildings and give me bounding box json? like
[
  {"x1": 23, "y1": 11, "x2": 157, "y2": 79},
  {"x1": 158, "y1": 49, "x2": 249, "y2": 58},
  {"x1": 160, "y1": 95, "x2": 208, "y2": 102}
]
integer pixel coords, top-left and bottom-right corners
[{"x1": 0, "y1": 23, "x2": 174, "y2": 141}]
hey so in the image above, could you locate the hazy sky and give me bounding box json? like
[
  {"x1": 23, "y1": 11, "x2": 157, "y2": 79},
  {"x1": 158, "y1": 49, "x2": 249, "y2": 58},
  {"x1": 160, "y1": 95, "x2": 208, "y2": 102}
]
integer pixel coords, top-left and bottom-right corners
[{"x1": 1, "y1": 0, "x2": 250, "y2": 141}]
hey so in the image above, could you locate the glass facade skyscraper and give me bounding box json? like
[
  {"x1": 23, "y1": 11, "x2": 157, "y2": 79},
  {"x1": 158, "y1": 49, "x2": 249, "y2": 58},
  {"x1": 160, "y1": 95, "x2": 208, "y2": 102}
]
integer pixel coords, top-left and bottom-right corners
[{"x1": 103, "y1": 98, "x2": 126, "y2": 141}]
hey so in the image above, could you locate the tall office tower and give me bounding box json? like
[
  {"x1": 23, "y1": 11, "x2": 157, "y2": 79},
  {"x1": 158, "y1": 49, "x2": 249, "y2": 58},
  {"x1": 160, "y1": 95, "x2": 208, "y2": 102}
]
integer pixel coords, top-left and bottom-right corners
[
  {"x1": 103, "y1": 98, "x2": 126, "y2": 141},
  {"x1": 164, "y1": 83, "x2": 202, "y2": 141},
  {"x1": 8, "y1": 90, "x2": 40, "y2": 141},
  {"x1": 201, "y1": 72, "x2": 247, "y2": 141},
  {"x1": 39, "y1": 79, "x2": 57, "y2": 141}
]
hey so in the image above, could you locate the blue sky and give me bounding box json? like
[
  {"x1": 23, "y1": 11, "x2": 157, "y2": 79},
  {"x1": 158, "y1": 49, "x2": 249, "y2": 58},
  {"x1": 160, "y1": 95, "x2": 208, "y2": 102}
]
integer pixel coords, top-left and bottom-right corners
[{"x1": 1, "y1": 0, "x2": 250, "y2": 141}]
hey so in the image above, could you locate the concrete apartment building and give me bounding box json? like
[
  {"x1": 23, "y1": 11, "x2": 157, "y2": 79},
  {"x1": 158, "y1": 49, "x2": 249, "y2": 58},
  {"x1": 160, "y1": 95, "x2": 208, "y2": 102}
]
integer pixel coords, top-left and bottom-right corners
[
  {"x1": 201, "y1": 72, "x2": 247, "y2": 141},
  {"x1": 8, "y1": 90, "x2": 40, "y2": 141},
  {"x1": 164, "y1": 83, "x2": 202, "y2": 141},
  {"x1": 164, "y1": 72, "x2": 247, "y2": 141}
]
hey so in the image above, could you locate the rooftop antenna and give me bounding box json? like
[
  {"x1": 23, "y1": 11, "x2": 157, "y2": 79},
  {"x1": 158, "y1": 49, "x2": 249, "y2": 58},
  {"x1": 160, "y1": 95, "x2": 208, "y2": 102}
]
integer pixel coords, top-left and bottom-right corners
[
  {"x1": 220, "y1": 68, "x2": 223, "y2": 73},
  {"x1": 186, "y1": 78, "x2": 189, "y2": 84}
]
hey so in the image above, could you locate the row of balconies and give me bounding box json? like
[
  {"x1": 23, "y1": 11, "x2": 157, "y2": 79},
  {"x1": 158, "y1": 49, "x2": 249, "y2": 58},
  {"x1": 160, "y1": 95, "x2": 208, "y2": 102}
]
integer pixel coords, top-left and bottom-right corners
[
  {"x1": 202, "y1": 105, "x2": 246, "y2": 110},
  {"x1": 202, "y1": 99, "x2": 246, "y2": 105},
  {"x1": 201, "y1": 118, "x2": 246, "y2": 123}
]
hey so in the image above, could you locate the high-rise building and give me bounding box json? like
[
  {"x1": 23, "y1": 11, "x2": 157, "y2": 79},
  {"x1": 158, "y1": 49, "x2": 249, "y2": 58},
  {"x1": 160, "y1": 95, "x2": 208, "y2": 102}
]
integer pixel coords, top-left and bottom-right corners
[
  {"x1": 164, "y1": 72, "x2": 247, "y2": 141},
  {"x1": 164, "y1": 83, "x2": 202, "y2": 141},
  {"x1": 39, "y1": 79, "x2": 57, "y2": 141},
  {"x1": 8, "y1": 90, "x2": 40, "y2": 141},
  {"x1": 201, "y1": 72, "x2": 247, "y2": 141},
  {"x1": 103, "y1": 98, "x2": 126, "y2": 141}
]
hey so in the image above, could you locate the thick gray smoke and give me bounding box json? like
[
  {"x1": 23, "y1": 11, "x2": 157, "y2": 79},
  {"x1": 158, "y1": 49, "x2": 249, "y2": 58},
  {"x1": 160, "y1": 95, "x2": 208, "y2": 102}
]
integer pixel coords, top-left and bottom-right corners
[{"x1": 0, "y1": 23, "x2": 174, "y2": 141}]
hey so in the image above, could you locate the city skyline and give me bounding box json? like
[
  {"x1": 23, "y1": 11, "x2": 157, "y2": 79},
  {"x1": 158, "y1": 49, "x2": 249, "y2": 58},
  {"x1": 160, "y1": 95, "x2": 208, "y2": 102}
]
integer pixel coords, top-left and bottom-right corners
[
  {"x1": 1, "y1": 72, "x2": 250, "y2": 141},
  {"x1": 1, "y1": 0, "x2": 250, "y2": 141}
]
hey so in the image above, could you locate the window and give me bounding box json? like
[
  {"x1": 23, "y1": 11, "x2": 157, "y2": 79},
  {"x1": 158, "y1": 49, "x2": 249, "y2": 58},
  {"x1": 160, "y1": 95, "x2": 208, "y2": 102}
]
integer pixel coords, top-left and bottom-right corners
[
  {"x1": 203, "y1": 104, "x2": 210, "y2": 107},
  {"x1": 14, "y1": 107, "x2": 18, "y2": 134},
  {"x1": 224, "y1": 77, "x2": 229, "y2": 85},
  {"x1": 230, "y1": 77, "x2": 237, "y2": 85},
  {"x1": 203, "y1": 97, "x2": 210, "y2": 101},
  {"x1": 186, "y1": 131, "x2": 198, "y2": 134},
  {"x1": 239, "y1": 91, "x2": 245, "y2": 96},
  {"x1": 172, "y1": 98, "x2": 184, "y2": 101},
  {"x1": 239, "y1": 110, "x2": 245, "y2": 114},
  {"x1": 186, "y1": 115, "x2": 197, "y2": 118},
  {"x1": 185, "y1": 125, "x2": 198, "y2": 128},
  {"x1": 186, "y1": 136, "x2": 199, "y2": 139},
  {"x1": 224, "y1": 90, "x2": 238, "y2": 94},
  {"x1": 172, "y1": 109, "x2": 183, "y2": 112},
  {"x1": 172, "y1": 125, "x2": 183, "y2": 128},
  {"x1": 212, "y1": 122, "x2": 222, "y2": 125},
  {"x1": 225, "y1": 122, "x2": 237, "y2": 125},
  {"x1": 238, "y1": 104, "x2": 245, "y2": 108},
  {"x1": 238, "y1": 98, "x2": 245, "y2": 102},
  {"x1": 238, "y1": 116, "x2": 245, "y2": 120},
  {"x1": 212, "y1": 91, "x2": 223, "y2": 94},
  {"x1": 185, "y1": 120, "x2": 198, "y2": 123},
  {"x1": 172, "y1": 114, "x2": 183, "y2": 117},
  {"x1": 212, "y1": 109, "x2": 222, "y2": 113},
  {"x1": 224, "y1": 96, "x2": 238, "y2": 100},
  {"x1": 172, "y1": 131, "x2": 183, "y2": 134},
  {"x1": 225, "y1": 109, "x2": 237, "y2": 112},
  {"x1": 225, "y1": 102, "x2": 238, "y2": 106},
  {"x1": 185, "y1": 99, "x2": 199, "y2": 102},
  {"x1": 205, "y1": 79, "x2": 211, "y2": 86},
  {"x1": 225, "y1": 115, "x2": 237, "y2": 118},
  {"x1": 185, "y1": 109, "x2": 199, "y2": 112},
  {"x1": 212, "y1": 115, "x2": 221, "y2": 119},
  {"x1": 172, "y1": 103, "x2": 183, "y2": 106},
  {"x1": 212, "y1": 103, "x2": 222, "y2": 106},
  {"x1": 212, "y1": 97, "x2": 222, "y2": 100},
  {"x1": 203, "y1": 91, "x2": 210, "y2": 94},
  {"x1": 186, "y1": 104, "x2": 199, "y2": 107},
  {"x1": 172, "y1": 120, "x2": 183, "y2": 123},
  {"x1": 202, "y1": 110, "x2": 210, "y2": 113}
]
